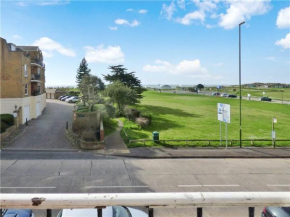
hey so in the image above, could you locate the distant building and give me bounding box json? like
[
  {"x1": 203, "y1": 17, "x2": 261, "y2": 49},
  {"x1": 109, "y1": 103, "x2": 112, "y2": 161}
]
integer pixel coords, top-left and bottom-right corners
[
  {"x1": 46, "y1": 88, "x2": 66, "y2": 99},
  {"x1": 161, "y1": 85, "x2": 173, "y2": 89},
  {"x1": 0, "y1": 37, "x2": 46, "y2": 124}
]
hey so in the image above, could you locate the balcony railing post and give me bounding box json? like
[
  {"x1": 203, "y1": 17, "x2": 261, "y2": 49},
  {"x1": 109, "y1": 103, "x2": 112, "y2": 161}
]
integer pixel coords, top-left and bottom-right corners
[
  {"x1": 148, "y1": 207, "x2": 154, "y2": 217},
  {"x1": 97, "y1": 208, "x2": 102, "y2": 217},
  {"x1": 248, "y1": 207, "x2": 255, "y2": 217},
  {"x1": 46, "y1": 209, "x2": 52, "y2": 217},
  {"x1": 197, "y1": 207, "x2": 203, "y2": 217}
]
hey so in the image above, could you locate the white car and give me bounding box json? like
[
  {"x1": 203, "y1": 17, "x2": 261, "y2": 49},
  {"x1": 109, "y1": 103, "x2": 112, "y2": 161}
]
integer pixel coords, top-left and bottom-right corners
[
  {"x1": 57, "y1": 206, "x2": 147, "y2": 217},
  {"x1": 65, "y1": 96, "x2": 79, "y2": 103}
]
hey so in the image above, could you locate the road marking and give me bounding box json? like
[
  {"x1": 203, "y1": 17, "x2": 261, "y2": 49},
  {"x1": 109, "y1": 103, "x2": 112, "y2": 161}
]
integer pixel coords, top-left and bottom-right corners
[
  {"x1": 267, "y1": 185, "x2": 290, "y2": 187},
  {"x1": 0, "y1": 187, "x2": 56, "y2": 189},
  {"x1": 178, "y1": 185, "x2": 240, "y2": 187},
  {"x1": 86, "y1": 186, "x2": 148, "y2": 189}
]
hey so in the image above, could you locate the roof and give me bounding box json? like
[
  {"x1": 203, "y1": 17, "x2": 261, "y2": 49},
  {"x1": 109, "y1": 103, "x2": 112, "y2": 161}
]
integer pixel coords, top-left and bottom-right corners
[
  {"x1": 16, "y1": 46, "x2": 39, "y2": 51},
  {"x1": 45, "y1": 89, "x2": 57, "y2": 93}
]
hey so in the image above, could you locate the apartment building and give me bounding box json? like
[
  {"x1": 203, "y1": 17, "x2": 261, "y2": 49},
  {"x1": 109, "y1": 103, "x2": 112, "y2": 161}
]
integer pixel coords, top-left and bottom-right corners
[{"x1": 0, "y1": 37, "x2": 46, "y2": 124}]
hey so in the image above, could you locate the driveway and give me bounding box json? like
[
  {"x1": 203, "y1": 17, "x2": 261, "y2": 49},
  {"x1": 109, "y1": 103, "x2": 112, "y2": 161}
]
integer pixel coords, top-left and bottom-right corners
[{"x1": 6, "y1": 99, "x2": 76, "y2": 150}]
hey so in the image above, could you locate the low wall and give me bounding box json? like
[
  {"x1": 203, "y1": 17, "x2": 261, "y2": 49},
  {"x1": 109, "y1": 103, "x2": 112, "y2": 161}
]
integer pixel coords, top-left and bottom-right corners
[
  {"x1": 0, "y1": 125, "x2": 16, "y2": 141},
  {"x1": 80, "y1": 140, "x2": 104, "y2": 150}
]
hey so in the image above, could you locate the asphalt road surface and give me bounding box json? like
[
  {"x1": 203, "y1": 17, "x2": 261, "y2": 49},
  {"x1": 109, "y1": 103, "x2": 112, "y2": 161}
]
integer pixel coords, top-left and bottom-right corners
[{"x1": 1, "y1": 150, "x2": 289, "y2": 216}]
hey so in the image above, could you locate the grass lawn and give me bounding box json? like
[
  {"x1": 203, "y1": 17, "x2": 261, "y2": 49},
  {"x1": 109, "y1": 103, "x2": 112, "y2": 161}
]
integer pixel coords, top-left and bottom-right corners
[{"x1": 122, "y1": 90, "x2": 290, "y2": 147}]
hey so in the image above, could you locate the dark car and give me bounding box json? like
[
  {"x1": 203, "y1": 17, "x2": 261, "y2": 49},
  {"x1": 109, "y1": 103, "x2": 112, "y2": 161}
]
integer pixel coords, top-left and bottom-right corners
[
  {"x1": 59, "y1": 94, "x2": 68, "y2": 100},
  {"x1": 61, "y1": 96, "x2": 71, "y2": 101},
  {"x1": 261, "y1": 97, "x2": 272, "y2": 101},
  {"x1": 2, "y1": 209, "x2": 34, "y2": 217},
  {"x1": 228, "y1": 94, "x2": 237, "y2": 98},
  {"x1": 212, "y1": 92, "x2": 220, "y2": 96},
  {"x1": 261, "y1": 207, "x2": 290, "y2": 217}
]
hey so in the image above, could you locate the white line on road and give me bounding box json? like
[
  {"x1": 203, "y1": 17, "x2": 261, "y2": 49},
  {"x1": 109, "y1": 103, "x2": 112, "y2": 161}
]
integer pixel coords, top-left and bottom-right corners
[
  {"x1": 0, "y1": 187, "x2": 56, "y2": 189},
  {"x1": 267, "y1": 185, "x2": 290, "y2": 187},
  {"x1": 178, "y1": 185, "x2": 240, "y2": 187},
  {"x1": 86, "y1": 186, "x2": 148, "y2": 189}
]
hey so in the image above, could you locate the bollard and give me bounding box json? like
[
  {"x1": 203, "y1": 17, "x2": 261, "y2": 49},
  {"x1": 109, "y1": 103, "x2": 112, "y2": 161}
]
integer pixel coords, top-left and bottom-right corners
[
  {"x1": 197, "y1": 207, "x2": 203, "y2": 217},
  {"x1": 26, "y1": 118, "x2": 28, "y2": 126},
  {"x1": 46, "y1": 209, "x2": 52, "y2": 217},
  {"x1": 249, "y1": 207, "x2": 255, "y2": 217},
  {"x1": 66, "y1": 121, "x2": 68, "y2": 130}
]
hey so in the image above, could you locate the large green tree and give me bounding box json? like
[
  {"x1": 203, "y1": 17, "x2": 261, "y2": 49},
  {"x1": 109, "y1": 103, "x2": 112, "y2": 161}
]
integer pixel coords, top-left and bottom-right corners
[
  {"x1": 103, "y1": 65, "x2": 145, "y2": 99},
  {"x1": 76, "y1": 58, "x2": 91, "y2": 84},
  {"x1": 105, "y1": 81, "x2": 139, "y2": 116}
]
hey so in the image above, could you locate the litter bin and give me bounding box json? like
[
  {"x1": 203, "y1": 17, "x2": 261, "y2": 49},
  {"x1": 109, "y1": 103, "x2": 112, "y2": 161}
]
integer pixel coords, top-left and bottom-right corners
[{"x1": 153, "y1": 131, "x2": 159, "y2": 141}]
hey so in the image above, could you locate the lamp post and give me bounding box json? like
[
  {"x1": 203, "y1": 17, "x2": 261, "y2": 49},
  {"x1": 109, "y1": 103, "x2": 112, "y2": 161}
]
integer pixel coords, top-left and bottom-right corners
[
  {"x1": 281, "y1": 89, "x2": 284, "y2": 104},
  {"x1": 239, "y1": 21, "x2": 245, "y2": 148}
]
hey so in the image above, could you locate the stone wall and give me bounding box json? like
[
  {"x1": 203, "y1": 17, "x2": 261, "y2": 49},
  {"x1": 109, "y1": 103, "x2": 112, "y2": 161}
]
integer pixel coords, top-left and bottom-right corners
[{"x1": 0, "y1": 125, "x2": 16, "y2": 141}]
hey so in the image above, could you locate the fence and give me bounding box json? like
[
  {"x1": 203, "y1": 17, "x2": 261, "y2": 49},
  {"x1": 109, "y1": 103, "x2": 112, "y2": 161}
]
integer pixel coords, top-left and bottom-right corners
[
  {"x1": 1, "y1": 192, "x2": 290, "y2": 217},
  {"x1": 129, "y1": 139, "x2": 290, "y2": 147}
]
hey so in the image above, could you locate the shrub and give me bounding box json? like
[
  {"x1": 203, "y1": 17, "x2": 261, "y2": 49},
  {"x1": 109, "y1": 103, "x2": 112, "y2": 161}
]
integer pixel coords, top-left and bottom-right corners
[
  {"x1": 135, "y1": 117, "x2": 150, "y2": 129},
  {"x1": 124, "y1": 107, "x2": 140, "y2": 120},
  {"x1": 72, "y1": 118, "x2": 98, "y2": 135},
  {"x1": 140, "y1": 113, "x2": 152, "y2": 124},
  {"x1": 0, "y1": 114, "x2": 14, "y2": 126},
  {"x1": 1, "y1": 121, "x2": 10, "y2": 133}
]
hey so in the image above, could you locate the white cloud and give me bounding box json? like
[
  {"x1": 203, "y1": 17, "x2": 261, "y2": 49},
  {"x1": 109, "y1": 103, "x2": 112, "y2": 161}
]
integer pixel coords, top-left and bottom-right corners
[
  {"x1": 16, "y1": 0, "x2": 70, "y2": 6},
  {"x1": 276, "y1": 6, "x2": 290, "y2": 29},
  {"x1": 161, "y1": 1, "x2": 176, "y2": 20},
  {"x1": 193, "y1": 0, "x2": 218, "y2": 12},
  {"x1": 12, "y1": 35, "x2": 22, "y2": 40},
  {"x1": 84, "y1": 45, "x2": 125, "y2": 64},
  {"x1": 139, "y1": 9, "x2": 147, "y2": 14},
  {"x1": 177, "y1": 0, "x2": 186, "y2": 9},
  {"x1": 176, "y1": 11, "x2": 205, "y2": 25},
  {"x1": 32, "y1": 37, "x2": 75, "y2": 57},
  {"x1": 109, "y1": 26, "x2": 118, "y2": 31},
  {"x1": 275, "y1": 33, "x2": 290, "y2": 49},
  {"x1": 115, "y1": 19, "x2": 140, "y2": 27},
  {"x1": 143, "y1": 59, "x2": 211, "y2": 78},
  {"x1": 219, "y1": 0, "x2": 271, "y2": 29},
  {"x1": 126, "y1": 8, "x2": 134, "y2": 12}
]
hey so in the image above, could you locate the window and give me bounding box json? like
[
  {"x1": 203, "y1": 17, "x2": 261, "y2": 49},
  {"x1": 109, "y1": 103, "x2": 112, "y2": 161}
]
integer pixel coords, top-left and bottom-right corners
[
  {"x1": 37, "y1": 68, "x2": 40, "y2": 75},
  {"x1": 25, "y1": 84, "x2": 28, "y2": 95},
  {"x1": 24, "y1": 64, "x2": 27, "y2": 77}
]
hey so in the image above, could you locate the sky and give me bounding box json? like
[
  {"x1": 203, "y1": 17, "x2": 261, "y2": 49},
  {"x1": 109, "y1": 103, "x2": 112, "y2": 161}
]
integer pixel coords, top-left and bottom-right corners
[{"x1": 1, "y1": 0, "x2": 290, "y2": 86}]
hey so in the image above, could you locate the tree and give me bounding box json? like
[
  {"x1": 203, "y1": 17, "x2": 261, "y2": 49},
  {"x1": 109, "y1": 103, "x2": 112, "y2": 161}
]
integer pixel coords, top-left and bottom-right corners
[
  {"x1": 78, "y1": 74, "x2": 104, "y2": 110},
  {"x1": 197, "y1": 84, "x2": 204, "y2": 90},
  {"x1": 103, "y1": 65, "x2": 145, "y2": 99},
  {"x1": 76, "y1": 58, "x2": 91, "y2": 84},
  {"x1": 105, "y1": 81, "x2": 139, "y2": 116}
]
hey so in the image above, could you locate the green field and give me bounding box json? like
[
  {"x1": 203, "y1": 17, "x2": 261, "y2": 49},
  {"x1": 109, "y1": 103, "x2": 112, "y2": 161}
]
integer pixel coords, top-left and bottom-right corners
[{"x1": 121, "y1": 90, "x2": 290, "y2": 147}]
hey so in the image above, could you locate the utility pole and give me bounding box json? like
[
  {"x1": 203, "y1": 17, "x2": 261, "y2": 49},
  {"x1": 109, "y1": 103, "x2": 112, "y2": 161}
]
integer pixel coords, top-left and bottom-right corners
[{"x1": 239, "y1": 21, "x2": 245, "y2": 148}]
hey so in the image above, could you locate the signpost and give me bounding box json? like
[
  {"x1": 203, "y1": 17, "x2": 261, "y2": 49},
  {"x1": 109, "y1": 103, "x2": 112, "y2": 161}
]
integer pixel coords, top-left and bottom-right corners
[
  {"x1": 218, "y1": 103, "x2": 231, "y2": 149},
  {"x1": 272, "y1": 118, "x2": 277, "y2": 148}
]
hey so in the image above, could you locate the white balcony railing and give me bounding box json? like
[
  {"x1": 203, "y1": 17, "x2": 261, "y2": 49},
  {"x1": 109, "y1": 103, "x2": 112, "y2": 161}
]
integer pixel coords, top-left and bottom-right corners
[{"x1": 1, "y1": 192, "x2": 290, "y2": 217}]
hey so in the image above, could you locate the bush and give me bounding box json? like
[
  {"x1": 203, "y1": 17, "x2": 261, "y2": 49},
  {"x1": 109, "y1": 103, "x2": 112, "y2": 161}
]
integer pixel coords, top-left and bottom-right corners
[
  {"x1": 140, "y1": 113, "x2": 152, "y2": 124},
  {"x1": 135, "y1": 117, "x2": 150, "y2": 129},
  {"x1": 72, "y1": 118, "x2": 98, "y2": 135},
  {"x1": 0, "y1": 114, "x2": 14, "y2": 126},
  {"x1": 124, "y1": 107, "x2": 140, "y2": 121},
  {"x1": 1, "y1": 121, "x2": 10, "y2": 133}
]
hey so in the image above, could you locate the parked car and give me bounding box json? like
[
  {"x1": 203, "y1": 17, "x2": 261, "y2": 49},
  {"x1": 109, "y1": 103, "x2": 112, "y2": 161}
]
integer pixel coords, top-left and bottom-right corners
[
  {"x1": 57, "y1": 206, "x2": 147, "y2": 217},
  {"x1": 212, "y1": 92, "x2": 220, "y2": 96},
  {"x1": 2, "y1": 209, "x2": 34, "y2": 217},
  {"x1": 65, "y1": 96, "x2": 76, "y2": 102},
  {"x1": 261, "y1": 207, "x2": 290, "y2": 217},
  {"x1": 68, "y1": 96, "x2": 79, "y2": 103},
  {"x1": 61, "y1": 96, "x2": 71, "y2": 101},
  {"x1": 221, "y1": 93, "x2": 228, "y2": 97},
  {"x1": 59, "y1": 94, "x2": 68, "y2": 100},
  {"x1": 261, "y1": 97, "x2": 272, "y2": 101},
  {"x1": 228, "y1": 94, "x2": 237, "y2": 98}
]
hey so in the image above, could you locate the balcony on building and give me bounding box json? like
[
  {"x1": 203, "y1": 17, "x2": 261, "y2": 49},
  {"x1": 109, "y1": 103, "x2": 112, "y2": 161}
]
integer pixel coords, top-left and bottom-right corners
[
  {"x1": 31, "y1": 66, "x2": 42, "y2": 82},
  {"x1": 31, "y1": 83, "x2": 42, "y2": 96},
  {"x1": 30, "y1": 58, "x2": 45, "y2": 68}
]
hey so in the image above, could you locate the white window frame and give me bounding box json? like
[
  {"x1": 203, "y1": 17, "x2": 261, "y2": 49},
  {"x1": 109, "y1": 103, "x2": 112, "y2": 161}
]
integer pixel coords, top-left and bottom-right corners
[
  {"x1": 25, "y1": 84, "x2": 28, "y2": 95},
  {"x1": 24, "y1": 65, "x2": 27, "y2": 77}
]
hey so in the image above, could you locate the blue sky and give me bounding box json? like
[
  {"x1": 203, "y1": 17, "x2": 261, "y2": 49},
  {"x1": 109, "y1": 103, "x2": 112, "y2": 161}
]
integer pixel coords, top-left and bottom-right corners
[{"x1": 1, "y1": 0, "x2": 289, "y2": 86}]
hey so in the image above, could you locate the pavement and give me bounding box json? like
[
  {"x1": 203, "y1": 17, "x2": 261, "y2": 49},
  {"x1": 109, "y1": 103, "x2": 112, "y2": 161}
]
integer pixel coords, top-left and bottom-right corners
[{"x1": 3, "y1": 99, "x2": 76, "y2": 150}]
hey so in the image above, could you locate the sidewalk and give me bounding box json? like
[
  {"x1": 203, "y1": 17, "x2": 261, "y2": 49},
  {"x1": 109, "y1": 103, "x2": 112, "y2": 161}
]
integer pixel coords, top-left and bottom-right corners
[{"x1": 109, "y1": 147, "x2": 290, "y2": 158}]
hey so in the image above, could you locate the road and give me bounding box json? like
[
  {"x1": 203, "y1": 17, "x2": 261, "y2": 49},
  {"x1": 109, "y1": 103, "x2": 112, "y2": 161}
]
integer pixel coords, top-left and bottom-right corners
[
  {"x1": 1, "y1": 150, "x2": 289, "y2": 216},
  {"x1": 6, "y1": 100, "x2": 75, "y2": 150}
]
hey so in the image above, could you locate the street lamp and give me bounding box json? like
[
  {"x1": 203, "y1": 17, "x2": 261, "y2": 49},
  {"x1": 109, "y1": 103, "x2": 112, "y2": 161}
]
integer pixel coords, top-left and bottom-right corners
[{"x1": 239, "y1": 21, "x2": 245, "y2": 148}]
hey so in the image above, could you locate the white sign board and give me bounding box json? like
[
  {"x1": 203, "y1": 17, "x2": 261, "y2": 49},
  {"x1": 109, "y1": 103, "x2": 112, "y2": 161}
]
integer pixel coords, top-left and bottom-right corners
[
  {"x1": 273, "y1": 118, "x2": 277, "y2": 123},
  {"x1": 218, "y1": 103, "x2": 231, "y2": 123}
]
